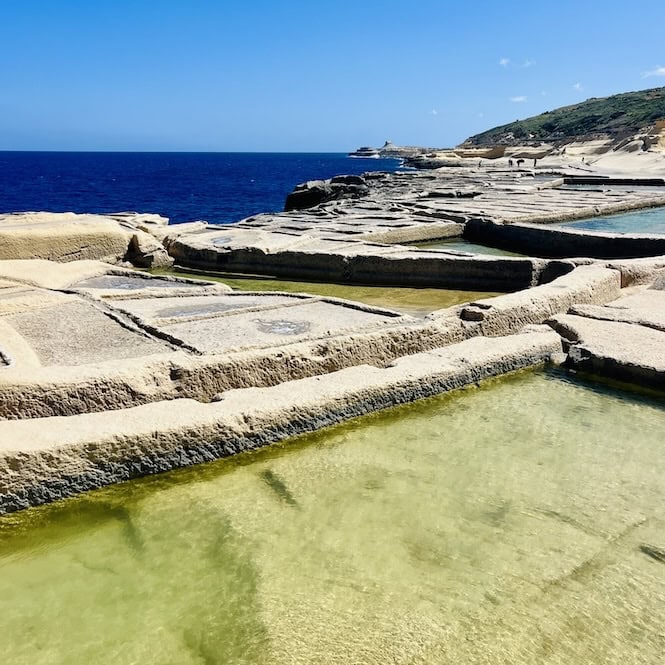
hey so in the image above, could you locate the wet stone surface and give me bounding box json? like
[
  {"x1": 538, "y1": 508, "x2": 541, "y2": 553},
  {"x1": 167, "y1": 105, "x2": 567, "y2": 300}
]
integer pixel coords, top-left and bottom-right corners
[
  {"x1": 156, "y1": 302, "x2": 253, "y2": 319},
  {"x1": 157, "y1": 300, "x2": 396, "y2": 353},
  {"x1": 75, "y1": 275, "x2": 186, "y2": 290},
  {"x1": 255, "y1": 319, "x2": 311, "y2": 335},
  {"x1": 210, "y1": 236, "x2": 233, "y2": 245},
  {"x1": 112, "y1": 294, "x2": 299, "y2": 322},
  {"x1": 4, "y1": 300, "x2": 173, "y2": 366}
]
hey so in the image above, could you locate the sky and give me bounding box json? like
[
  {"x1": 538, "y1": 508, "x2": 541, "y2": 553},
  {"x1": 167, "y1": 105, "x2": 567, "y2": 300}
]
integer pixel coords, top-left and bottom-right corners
[{"x1": 1, "y1": 0, "x2": 665, "y2": 152}]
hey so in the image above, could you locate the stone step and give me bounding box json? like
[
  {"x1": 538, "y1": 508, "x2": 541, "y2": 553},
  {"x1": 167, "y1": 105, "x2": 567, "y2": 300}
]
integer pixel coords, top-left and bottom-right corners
[
  {"x1": 570, "y1": 289, "x2": 665, "y2": 332},
  {"x1": 549, "y1": 313, "x2": 665, "y2": 390}
]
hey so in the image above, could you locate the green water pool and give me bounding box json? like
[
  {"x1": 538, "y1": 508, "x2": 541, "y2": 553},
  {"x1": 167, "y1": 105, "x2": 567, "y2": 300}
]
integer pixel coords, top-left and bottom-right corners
[
  {"x1": 1, "y1": 370, "x2": 664, "y2": 664},
  {"x1": 413, "y1": 238, "x2": 524, "y2": 256},
  {"x1": 158, "y1": 269, "x2": 502, "y2": 316}
]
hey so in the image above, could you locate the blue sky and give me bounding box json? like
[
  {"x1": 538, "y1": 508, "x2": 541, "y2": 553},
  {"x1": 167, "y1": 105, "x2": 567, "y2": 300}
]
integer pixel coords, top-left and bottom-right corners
[{"x1": 1, "y1": 0, "x2": 664, "y2": 151}]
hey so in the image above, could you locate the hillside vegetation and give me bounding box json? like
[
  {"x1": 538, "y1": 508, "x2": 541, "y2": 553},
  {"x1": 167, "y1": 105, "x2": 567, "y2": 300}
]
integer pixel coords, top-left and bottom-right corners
[{"x1": 464, "y1": 86, "x2": 665, "y2": 146}]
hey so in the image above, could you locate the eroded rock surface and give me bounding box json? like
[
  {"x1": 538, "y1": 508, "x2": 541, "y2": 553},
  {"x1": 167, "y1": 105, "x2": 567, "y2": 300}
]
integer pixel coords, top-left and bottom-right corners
[
  {"x1": 3, "y1": 162, "x2": 665, "y2": 513},
  {"x1": 284, "y1": 175, "x2": 369, "y2": 211},
  {"x1": 0, "y1": 212, "x2": 173, "y2": 268},
  {"x1": 4, "y1": 248, "x2": 657, "y2": 513},
  {"x1": 0, "y1": 328, "x2": 561, "y2": 514},
  {"x1": 550, "y1": 284, "x2": 665, "y2": 389},
  {"x1": 168, "y1": 168, "x2": 665, "y2": 290}
]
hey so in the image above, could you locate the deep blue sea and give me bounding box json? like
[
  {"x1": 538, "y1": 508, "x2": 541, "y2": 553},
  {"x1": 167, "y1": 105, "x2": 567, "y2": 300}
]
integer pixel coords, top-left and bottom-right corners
[{"x1": 0, "y1": 152, "x2": 402, "y2": 225}]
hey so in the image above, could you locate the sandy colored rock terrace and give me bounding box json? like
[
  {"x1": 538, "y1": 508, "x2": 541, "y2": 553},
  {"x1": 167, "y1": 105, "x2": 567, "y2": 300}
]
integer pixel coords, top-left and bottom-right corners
[
  {"x1": 0, "y1": 211, "x2": 173, "y2": 268},
  {"x1": 1, "y1": 161, "x2": 665, "y2": 512}
]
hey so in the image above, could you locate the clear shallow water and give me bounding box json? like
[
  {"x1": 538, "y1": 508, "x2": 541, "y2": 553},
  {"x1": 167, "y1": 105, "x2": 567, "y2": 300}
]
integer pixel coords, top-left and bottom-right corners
[
  {"x1": 1, "y1": 370, "x2": 665, "y2": 664},
  {"x1": 559, "y1": 205, "x2": 665, "y2": 234},
  {"x1": 159, "y1": 269, "x2": 502, "y2": 316},
  {"x1": 0, "y1": 152, "x2": 401, "y2": 224}
]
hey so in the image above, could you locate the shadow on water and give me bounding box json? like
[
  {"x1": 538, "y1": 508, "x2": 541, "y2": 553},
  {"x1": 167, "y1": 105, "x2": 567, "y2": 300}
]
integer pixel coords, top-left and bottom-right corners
[
  {"x1": 181, "y1": 512, "x2": 270, "y2": 665},
  {"x1": 260, "y1": 469, "x2": 299, "y2": 507},
  {"x1": 0, "y1": 496, "x2": 143, "y2": 557},
  {"x1": 0, "y1": 489, "x2": 271, "y2": 664}
]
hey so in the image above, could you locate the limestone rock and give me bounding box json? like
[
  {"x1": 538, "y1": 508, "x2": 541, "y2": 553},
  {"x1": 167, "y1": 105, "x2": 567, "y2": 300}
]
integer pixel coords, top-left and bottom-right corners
[
  {"x1": 451, "y1": 266, "x2": 621, "y2": 336},
  {"x1": 550, "y1": 313, "x2": 665, "y2": 390},
  {"x1": 0, "y1": 212, "x2": 132, "y2": 264},
  {"x1": 125, "y1": 231, "x2": 174, "y2": 268},
  {"x1": 0, "y1": 212, "x2": 174, "y2": 269},
  {"x1": 649, "y1": 268, "x2": 665, "y2": 290},
  {"x1": 284, "y1": 176, "x2": 369, "y2": 211},
  {"x1": 0, "y1": 329, "x2": 560, "y2": 513}
]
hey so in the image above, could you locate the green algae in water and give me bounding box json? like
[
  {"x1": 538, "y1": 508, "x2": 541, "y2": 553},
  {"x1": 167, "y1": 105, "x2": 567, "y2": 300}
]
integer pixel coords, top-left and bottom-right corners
[
  {"x1": 155, "y1": 268, "x2": 503, "y2": 317},
  {"x1": 2, "y1": 371, "x2": 665, "y2": 663},
  {"x1": 413, "y1": 238, "x2": 524, "y2": 256}
]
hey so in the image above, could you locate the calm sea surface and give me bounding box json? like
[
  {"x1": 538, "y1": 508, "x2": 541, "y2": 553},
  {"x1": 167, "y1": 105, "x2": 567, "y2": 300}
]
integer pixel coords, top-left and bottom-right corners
[{"x1": 0, "y1": 152, "x2": 402, "y2": 224}]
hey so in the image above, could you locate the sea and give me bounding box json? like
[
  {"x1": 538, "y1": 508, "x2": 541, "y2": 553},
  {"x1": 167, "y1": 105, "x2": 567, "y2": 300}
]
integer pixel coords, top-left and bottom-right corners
[{"x1": 0, "y1": 152, "x2": 403, "y2": 225}]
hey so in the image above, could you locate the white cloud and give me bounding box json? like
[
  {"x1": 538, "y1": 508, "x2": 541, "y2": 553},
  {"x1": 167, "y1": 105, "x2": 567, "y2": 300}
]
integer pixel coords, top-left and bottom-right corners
[
  {"x1": 499, "y1": 57, "x2": 534, "y2": 69},
  {"x1": 573, "y1": 82, "x2": 584, "y2": 91},
  {"x1": 429, "y1": 109, "x2": 438, "y2": 116},
  {"x1": 510, "y1": 96, "x2": 527, "y2": 103},
  {"x1": 643, "y1": 65, "x2": 665, "y2": 78}
]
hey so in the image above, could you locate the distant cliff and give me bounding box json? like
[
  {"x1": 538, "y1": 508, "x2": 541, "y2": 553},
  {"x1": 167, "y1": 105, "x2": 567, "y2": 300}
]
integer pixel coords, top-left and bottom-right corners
[
  {"x1": 377, "y1": 141, "x2": 431, "y2": 158},
  {"x1": 464, "y1": 86, "x2": 665, "y2": 146},
  {"x1": 348, "y1": 141, "x2": 434, "y2": 159}
]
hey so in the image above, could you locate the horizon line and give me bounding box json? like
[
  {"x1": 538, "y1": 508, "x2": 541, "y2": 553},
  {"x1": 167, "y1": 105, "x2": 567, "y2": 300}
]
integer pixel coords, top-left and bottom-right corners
[{"x1": 0, "y1": 149, "x2": 367, "y2": 154}]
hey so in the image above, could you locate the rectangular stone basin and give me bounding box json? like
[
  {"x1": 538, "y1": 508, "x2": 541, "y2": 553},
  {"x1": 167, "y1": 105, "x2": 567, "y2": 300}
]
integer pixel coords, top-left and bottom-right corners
[
  {"x1": 4, "y1": 300, "x2": 173, "y2": 366},
  {"x1": 112, "y1": 294, "x2": 302, "y2": 322},
  {"x1": 74, "y1": 275, "x2": 192, "y2": 290},
  {"x1": 159, "y1": 300, "x2": 398, "y2": 353}
]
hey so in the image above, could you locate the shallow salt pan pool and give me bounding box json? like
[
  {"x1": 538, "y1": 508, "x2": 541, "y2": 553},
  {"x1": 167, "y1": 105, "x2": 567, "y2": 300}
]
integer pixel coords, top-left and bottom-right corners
[
  {"x1": 1, "y1": 369, "x2": 664, "y2": 664},
  {"x1": 558, "y1": 205, "x2": 665, "y2": 234},
  {"x1": 414, "y1": 238, "x2": 524, "y2": 256},
  {"x1": 156, "y1": 268, "x2": 503, "y2": 317}
]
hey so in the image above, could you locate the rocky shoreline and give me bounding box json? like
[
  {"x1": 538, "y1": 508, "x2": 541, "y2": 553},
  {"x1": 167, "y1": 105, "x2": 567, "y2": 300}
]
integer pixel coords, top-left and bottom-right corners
[{"x1": 1, "y1": 161, "x2": 665, "y2": 513}]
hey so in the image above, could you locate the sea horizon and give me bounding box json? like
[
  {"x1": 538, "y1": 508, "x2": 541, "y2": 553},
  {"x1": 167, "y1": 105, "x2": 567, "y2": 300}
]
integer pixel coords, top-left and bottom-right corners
[
  {"x1": 0, "y1": 149, "x2": 365, "y2": 154},
  {"x1": 0, "y1": 151, "x2": 403, "y2": 224}
]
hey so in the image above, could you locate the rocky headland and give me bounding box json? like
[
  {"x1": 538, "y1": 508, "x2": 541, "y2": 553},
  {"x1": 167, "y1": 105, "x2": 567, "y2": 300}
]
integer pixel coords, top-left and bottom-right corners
[{"x1": 405, "y1": 86, "x2": 665, "y2": 172}]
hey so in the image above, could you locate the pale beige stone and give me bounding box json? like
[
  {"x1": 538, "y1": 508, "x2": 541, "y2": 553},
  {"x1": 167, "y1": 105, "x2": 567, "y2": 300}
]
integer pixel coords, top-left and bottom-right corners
[{"x1": 0, "y1": 330, "x2": 561, "y2": 513}]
